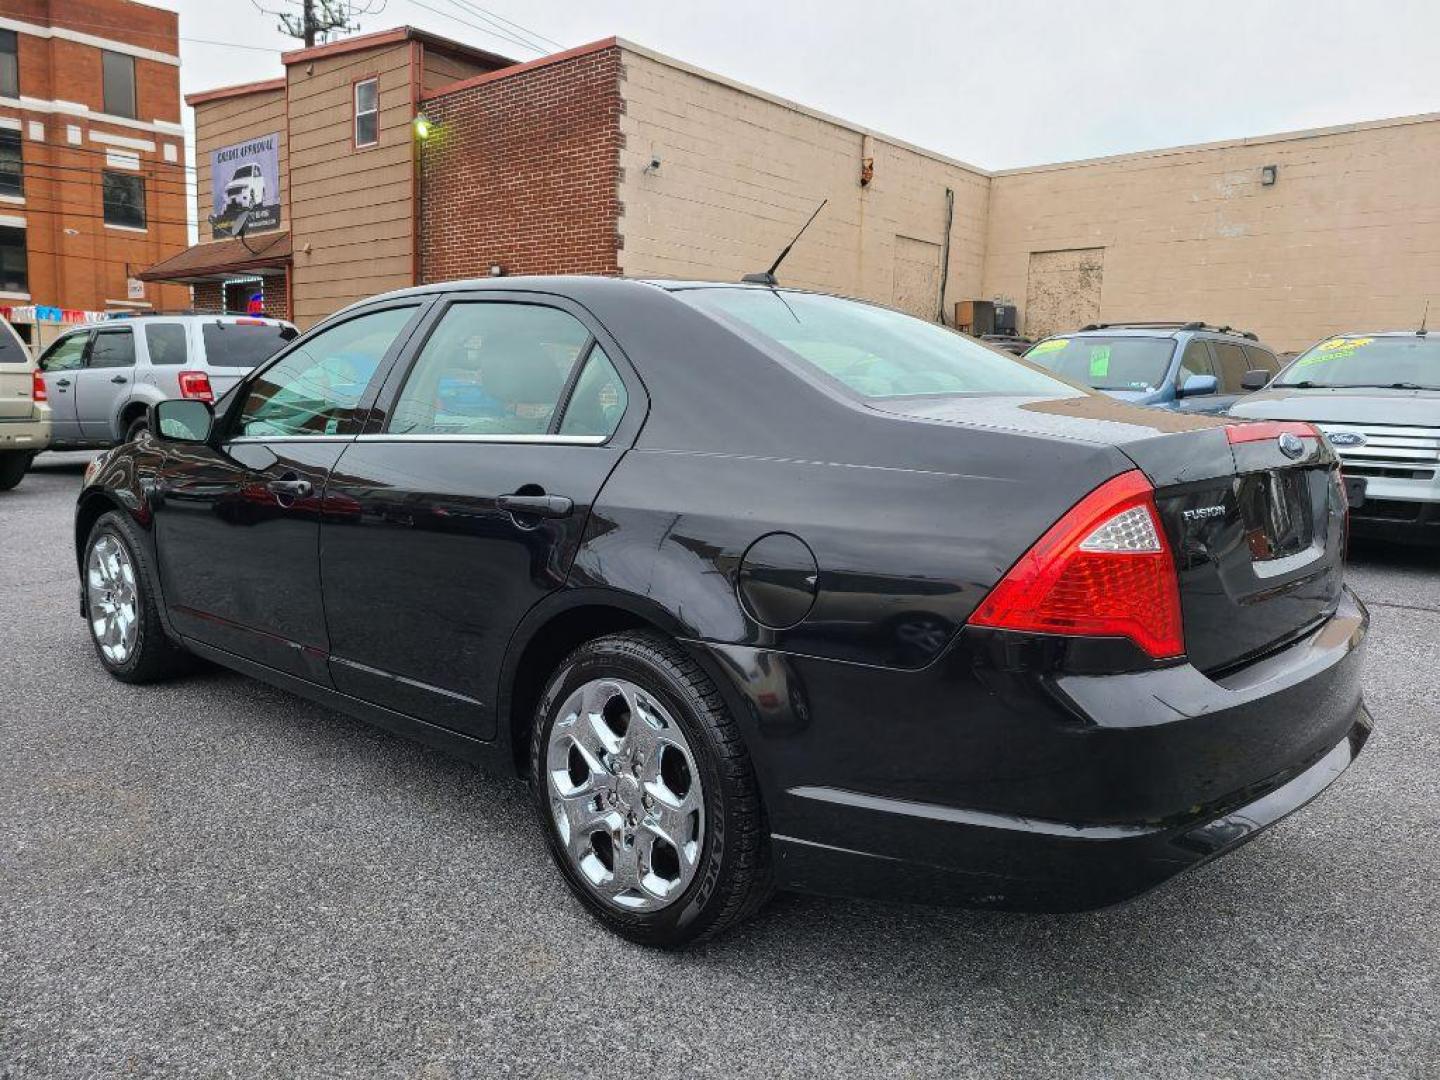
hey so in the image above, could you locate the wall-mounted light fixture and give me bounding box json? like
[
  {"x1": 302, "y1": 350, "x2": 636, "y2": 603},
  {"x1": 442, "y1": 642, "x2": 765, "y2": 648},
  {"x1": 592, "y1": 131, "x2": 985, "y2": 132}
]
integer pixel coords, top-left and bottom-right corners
[
  {"x1": 489, "y1": 264, "x2": 506, "y2": 277},
  {"x1": 1261, "y1": 164, "x2": 1278, "y2": 186},
  {"x1": 414, "y1": 114, "x2": 434, "y2": 141}
]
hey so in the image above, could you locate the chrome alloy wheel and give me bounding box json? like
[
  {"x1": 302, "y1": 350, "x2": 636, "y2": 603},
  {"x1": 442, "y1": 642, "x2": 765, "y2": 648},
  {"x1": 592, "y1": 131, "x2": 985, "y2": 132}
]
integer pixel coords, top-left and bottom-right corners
[
  {"x1": 86, "y1": 534, "x2": 139, "y2": 665},
  {"x1": 546, "y1": 678, "x2": 705, "y2": 912}
]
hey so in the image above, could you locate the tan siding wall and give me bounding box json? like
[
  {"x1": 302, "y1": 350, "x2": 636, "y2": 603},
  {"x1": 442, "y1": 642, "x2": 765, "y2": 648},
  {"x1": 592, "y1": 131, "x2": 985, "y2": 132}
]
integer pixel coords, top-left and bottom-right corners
[
  {"x1": 983, "y1": 116, "x2": 1440, "y2": 351},
  {"x1": 193, "y1": 88, "x2": 288, "y2": 244},
  {"x1": 421, "y1": 48, "x2": 493, "y2": 93},
  {"x1": 286, "y1": 42, "x2": 417, "y2": 327},
  {"x1": 616, "y1": 48, "x2": 989, "y2": 319}
]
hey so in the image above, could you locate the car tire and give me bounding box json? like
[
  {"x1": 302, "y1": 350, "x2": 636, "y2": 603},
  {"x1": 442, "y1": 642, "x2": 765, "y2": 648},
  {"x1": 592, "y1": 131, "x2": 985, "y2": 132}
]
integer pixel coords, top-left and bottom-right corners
[
  {"x1": 83, "y1": 510, "x2": 191, "y2": 684},
  {"x1": 124, "y1": 414, "x2": 148, "y2": 444},
  {"x1": 530, "y1": 630, "x2": 773, "y2": 947},
  {"x1": 0, "y1": 450, "x2": 27, "y2": 491}
]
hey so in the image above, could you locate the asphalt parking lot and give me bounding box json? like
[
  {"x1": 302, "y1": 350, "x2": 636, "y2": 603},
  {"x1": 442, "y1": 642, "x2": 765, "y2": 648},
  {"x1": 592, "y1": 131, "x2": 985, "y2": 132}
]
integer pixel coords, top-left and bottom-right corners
[{"x1": 2, "y1": 452, "x2": 1437, "y2": 1080}]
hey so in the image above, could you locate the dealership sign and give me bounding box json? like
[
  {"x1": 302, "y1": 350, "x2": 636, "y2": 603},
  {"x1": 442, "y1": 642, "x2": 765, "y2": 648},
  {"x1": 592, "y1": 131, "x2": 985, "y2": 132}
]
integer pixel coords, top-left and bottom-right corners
[{"x1": 210, "y1": 133, "x2": 281, "y2": 239}]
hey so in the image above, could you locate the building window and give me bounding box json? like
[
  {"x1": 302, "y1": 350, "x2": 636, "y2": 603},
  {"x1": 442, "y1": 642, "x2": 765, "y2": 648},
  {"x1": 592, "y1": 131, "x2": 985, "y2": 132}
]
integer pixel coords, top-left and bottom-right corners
[
  {"x1": 0, "y1": 31, "x2": 17, "y2": 99},
  {"x1": 102, "y1": 172, "x2": 146, "y2": 229},
  {"x1": 0, "y1": 225, "x2": 27, "y2": 293},
  {"x1": 354, "y1": 77, "x2": 379, "y2": 148},
  {"x1": 102, "y1": 50, "x2": 136, "y2": 119},
  {"x1": 0, "y1": 130, "x2": 20, "y2": 198}
]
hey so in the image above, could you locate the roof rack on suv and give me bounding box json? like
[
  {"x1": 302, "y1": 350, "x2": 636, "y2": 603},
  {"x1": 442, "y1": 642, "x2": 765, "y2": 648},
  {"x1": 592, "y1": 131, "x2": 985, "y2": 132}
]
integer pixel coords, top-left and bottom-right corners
[{"x1": 1077, "y1": 321, "x2": 1259, "y2": 341}]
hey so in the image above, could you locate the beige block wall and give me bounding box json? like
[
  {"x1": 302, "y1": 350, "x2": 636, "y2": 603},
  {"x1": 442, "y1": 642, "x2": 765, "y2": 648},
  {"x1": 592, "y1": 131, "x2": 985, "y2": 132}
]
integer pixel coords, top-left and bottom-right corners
[
  {"x1": 194, "y1": 87, "x2": 288, "y2": 242},
  {"x1": 287, "y1": 42, "x2": 418, "y2": 327},
  {"x1": 983, "y1": 114, "x2": 1440, "y2": 352},
  {"x1": 616, "y1": 45, "x2": 990, "y2": 319}
]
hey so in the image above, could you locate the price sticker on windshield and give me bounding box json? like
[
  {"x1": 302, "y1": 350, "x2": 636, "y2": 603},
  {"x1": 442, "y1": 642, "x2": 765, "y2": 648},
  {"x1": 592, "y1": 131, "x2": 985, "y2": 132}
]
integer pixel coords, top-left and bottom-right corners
[{"x1": 1088, "y1": 345, "x2": 1111, "y2": 378}]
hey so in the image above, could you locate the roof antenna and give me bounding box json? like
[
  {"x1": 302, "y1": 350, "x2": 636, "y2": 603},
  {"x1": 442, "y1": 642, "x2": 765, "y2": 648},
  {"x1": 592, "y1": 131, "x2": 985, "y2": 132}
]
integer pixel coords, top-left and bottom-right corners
[
  {"x1": 1419, "y1": 300, "x2": 1429, "y2": 337},
  {"x1": 742, "y1": 199, "x2": 827, "y2": 286}
]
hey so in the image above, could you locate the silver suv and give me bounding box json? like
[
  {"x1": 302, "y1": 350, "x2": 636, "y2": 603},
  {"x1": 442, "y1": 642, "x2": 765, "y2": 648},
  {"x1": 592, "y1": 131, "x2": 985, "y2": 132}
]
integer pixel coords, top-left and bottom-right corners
[{"x1": 36, "y1": 314, "x2": 297, "y2": 449}]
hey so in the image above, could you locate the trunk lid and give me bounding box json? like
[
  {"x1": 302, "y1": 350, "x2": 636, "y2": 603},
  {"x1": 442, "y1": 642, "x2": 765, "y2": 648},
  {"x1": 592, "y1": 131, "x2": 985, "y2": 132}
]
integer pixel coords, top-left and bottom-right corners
[
  {"x1": 876, "y1": 394, "x2": 1346, "y2": 672},
  {"x1": 1122, "y1": 424, "x2": 1345, "y2": 673}
]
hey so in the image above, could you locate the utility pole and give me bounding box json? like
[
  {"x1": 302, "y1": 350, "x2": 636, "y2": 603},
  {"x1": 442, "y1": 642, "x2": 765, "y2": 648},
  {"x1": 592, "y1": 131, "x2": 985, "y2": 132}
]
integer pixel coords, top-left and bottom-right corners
[{"x1": 251, "y1": 0, "x2": 386, "y2": 48}]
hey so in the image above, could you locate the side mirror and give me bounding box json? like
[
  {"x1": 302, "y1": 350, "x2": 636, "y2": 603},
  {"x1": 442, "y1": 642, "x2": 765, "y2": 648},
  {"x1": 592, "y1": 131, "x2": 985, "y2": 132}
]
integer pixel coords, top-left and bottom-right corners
[
  {"x1": 1241, "y1": 369, "x2": 1270, "y2": 391},
  {"x1": 1178, "y1": 373, "x2": 1219, "y2": 398},
  {"x1": 150, "y1": 399, "x2": 214, "y2": 443}
]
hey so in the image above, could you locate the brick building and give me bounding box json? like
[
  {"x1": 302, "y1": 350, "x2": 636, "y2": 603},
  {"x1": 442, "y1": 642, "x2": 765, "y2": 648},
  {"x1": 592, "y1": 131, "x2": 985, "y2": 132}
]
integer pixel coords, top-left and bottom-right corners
[
  {"x1": 153, "y1": 27, "x2": 1440, "y2": 350},
  {"x1": 0, "y1": 0, "x2": 189, "y2": 347}
]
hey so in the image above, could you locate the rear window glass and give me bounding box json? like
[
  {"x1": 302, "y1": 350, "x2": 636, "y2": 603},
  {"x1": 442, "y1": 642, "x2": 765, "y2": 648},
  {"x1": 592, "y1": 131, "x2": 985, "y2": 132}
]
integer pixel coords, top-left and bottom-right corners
[
  {"x1": 144, "y1": 323, "x2": 189, "y2": 366},
  {"x1": 0, "y1": 322, "x2": 26, "y2": 366},
  {"x1": 1026, "y1": 336, "x2": 1176, "y2": 392},
  {"x1": 680, "y1": 289, "x2": 1075, "y2": 399},
  {"x1": 201, "y1": 321, "x2": 298, "y2": 370}
]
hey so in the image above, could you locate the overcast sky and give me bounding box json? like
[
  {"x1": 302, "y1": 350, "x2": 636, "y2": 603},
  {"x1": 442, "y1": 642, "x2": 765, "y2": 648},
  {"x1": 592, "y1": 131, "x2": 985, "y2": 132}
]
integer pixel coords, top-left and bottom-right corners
[{"x1": 156, "y1": 0, "x2": 1438, "y2": 170}]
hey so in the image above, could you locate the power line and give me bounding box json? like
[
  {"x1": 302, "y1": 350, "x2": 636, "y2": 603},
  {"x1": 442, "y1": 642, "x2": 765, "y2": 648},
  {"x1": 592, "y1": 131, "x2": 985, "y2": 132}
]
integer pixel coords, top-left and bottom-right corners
[
  {"x1": 402, "y1": 0, "x2": 539, "y2": 54},
  {"x1": 451, "y1": 0, "x2": 563, "y2": 49},
  {"x1": 433, "y1": 0, "x2": 546, "y2": 52}
]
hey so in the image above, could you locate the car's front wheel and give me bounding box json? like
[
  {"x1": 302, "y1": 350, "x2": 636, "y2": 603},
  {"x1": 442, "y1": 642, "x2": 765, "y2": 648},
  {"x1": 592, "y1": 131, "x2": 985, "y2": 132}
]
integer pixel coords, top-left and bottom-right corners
[
  {"x1": 124, "y1": 414, "x2": 148, "y2": 444},
  {"x1": 530, "y1": 631, "x2": 773, "y2": 946},
  {"x1": 83, "y1": 511, "x2": 190, "y2": 683}
]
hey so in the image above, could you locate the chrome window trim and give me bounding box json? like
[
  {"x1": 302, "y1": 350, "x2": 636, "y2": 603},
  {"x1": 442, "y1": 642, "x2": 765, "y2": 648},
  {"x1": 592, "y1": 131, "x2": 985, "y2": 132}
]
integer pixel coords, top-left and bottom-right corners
[
  {"x1": 355, "y1": 433, "x2": 607, "y2": 445},
  {"x1": 225, "y1": 435, "x2": 357, "y2": 445}
]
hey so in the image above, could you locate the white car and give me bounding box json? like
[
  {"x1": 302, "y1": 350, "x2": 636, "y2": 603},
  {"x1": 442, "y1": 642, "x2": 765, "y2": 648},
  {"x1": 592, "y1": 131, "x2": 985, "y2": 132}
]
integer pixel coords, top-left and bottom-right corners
[
  {"x1": 224, "y1": 163, "x2": 266, "y2": 209},
  {"x1": 0, "y1": 318, "x2": 50, "y2": 490}
]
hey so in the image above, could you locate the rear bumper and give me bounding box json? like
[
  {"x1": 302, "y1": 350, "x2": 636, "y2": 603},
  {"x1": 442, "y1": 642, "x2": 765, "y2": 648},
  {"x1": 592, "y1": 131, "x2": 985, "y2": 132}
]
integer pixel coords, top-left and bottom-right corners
[
  {"x1": 0, "y1": 411, "x2": 51, "y2": 452},
  {"x1": 692, "y1": 587, "x2": 1371, "y2": 911}
]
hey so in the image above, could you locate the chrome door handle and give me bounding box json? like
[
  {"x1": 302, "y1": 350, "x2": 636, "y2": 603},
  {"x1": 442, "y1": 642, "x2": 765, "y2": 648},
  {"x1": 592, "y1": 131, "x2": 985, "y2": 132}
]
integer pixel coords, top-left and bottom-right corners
[
  {"x1": 497, "y1": 492, "x2": 573, "y2": 518},
  {"x1": 110, "y1": 375, "x2": 127, "y2": 384},
  {"x1": 56, "y1": 378, "x2": 71, "y2": 388},
  {"x1": 267, "y1": 478, "x2": 313, "y2": 499}
]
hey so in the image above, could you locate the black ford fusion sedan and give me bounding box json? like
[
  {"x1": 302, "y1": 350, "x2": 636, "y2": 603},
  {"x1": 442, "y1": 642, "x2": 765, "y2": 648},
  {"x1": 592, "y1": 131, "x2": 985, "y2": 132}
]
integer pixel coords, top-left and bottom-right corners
[{"x1": 74, "y1": 277, "x2": 1371, "y2": 946}]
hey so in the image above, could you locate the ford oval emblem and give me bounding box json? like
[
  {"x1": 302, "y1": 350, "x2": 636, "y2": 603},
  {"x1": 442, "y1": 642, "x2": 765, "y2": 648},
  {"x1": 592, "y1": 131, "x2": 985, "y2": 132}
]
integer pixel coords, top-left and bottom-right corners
[
  {"x1": 1327, "y1": 431, "x2": 1367, "y2": 448},
  {"x1": 1278, "y1": 432, "x2": 1306, "y2": 459}
]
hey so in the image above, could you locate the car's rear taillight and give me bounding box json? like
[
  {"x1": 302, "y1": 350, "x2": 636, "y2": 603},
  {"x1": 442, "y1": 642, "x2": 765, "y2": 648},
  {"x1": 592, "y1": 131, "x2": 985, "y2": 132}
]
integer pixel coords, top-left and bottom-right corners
[
  {"x1": 177, "y1": 370, "x2": 214, "y2": 402},
  {"x1": 969, "y1": 469, "x2": 1184, "y2": 659},
  {"x1": 31, "y1": 369, "x2": 46, "y2": 402}
]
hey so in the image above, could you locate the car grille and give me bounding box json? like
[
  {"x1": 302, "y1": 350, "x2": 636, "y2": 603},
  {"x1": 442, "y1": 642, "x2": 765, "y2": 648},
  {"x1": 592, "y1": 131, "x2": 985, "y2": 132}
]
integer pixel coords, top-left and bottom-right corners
[{"x1": 1317, "y1": 424, "x2": 1439, "y2": 481}]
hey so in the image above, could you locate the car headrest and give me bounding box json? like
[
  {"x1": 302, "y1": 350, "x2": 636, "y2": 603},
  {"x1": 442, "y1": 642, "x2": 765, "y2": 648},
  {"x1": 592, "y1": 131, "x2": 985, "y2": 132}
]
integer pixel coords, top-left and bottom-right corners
[{"x1": 482, "y1": 337, "x2": 566, "y2": 404}]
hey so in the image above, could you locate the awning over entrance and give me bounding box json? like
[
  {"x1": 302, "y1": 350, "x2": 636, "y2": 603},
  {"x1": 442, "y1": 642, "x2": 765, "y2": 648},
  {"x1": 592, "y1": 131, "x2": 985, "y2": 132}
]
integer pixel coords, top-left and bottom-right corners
[{"x1": 138, "y1": 233, "x2": 292, "y2": 284}]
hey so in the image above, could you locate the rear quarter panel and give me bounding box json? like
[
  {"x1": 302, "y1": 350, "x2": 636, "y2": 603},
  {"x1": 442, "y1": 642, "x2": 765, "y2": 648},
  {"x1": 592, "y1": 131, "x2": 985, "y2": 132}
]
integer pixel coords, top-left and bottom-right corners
[{"x1": 570, "y1": 429, "x2": 1134, "y2": 669}]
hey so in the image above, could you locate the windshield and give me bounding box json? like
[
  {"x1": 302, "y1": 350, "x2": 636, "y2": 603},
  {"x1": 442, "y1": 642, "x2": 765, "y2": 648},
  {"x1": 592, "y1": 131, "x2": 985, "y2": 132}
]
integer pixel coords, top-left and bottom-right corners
[
  {"x1": 1277, "y1": 335, "x2": 1440, "y2": 389},
  {"x1": 1025, "y1": 336, "x2": 1177, "y2": 392},
  {"x1": 679, "y1": 288, "x2": 1078, "y2": 399},
  {"x1": 202, "y1": 321, "x2": 298, "y2": 370}
]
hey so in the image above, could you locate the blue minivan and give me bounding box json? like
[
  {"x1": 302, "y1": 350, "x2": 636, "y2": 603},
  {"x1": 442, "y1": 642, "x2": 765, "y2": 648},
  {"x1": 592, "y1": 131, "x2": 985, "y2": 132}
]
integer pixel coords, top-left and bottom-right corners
[{"x1": 1024, "y1": 322, "x2": 1283, "y2": 413}]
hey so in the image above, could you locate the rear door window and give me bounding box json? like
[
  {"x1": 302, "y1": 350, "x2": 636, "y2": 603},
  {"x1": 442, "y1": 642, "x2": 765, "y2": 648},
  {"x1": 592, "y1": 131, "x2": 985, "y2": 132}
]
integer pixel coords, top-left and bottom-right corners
[
  {"x1": 202, "y1": 320, "x2": 299, "y2": 371},
  {"x1": 388, "y1": 302, "x2": 592, "y2": 436},
  {"x1": 1211, "y1": 341, "x2": 1251, "y2": 393},
  {"x1": 87, "y1": 328, "x2": 135, "y2": 369},
  {"x1": 558, "y1": 345, "x2": 628, "y2": 438},
  {"x1": 144, "y1": 323, "x2": 189, "y2": 366}
]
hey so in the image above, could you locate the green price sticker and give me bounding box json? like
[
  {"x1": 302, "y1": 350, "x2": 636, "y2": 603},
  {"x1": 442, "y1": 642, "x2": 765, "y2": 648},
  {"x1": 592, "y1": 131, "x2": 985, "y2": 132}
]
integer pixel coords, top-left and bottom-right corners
[{"x1": 1088, "y1": 345, "x2": 1111, "y2": 378}]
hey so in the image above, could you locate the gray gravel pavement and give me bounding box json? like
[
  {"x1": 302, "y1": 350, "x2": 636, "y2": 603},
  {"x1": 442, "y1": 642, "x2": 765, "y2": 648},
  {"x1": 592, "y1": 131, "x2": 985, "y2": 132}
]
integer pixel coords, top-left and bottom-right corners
[{"x1": 3, "y1": 452, "x2": 1438, "y2": 1080}]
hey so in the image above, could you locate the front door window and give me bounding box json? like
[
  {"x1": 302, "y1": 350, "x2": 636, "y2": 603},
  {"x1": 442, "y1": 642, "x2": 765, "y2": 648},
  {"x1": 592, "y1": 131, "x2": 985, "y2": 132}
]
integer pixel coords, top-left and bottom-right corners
[{"x1": 236, "y1": 306, "x2": 417, "y2": 438}]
